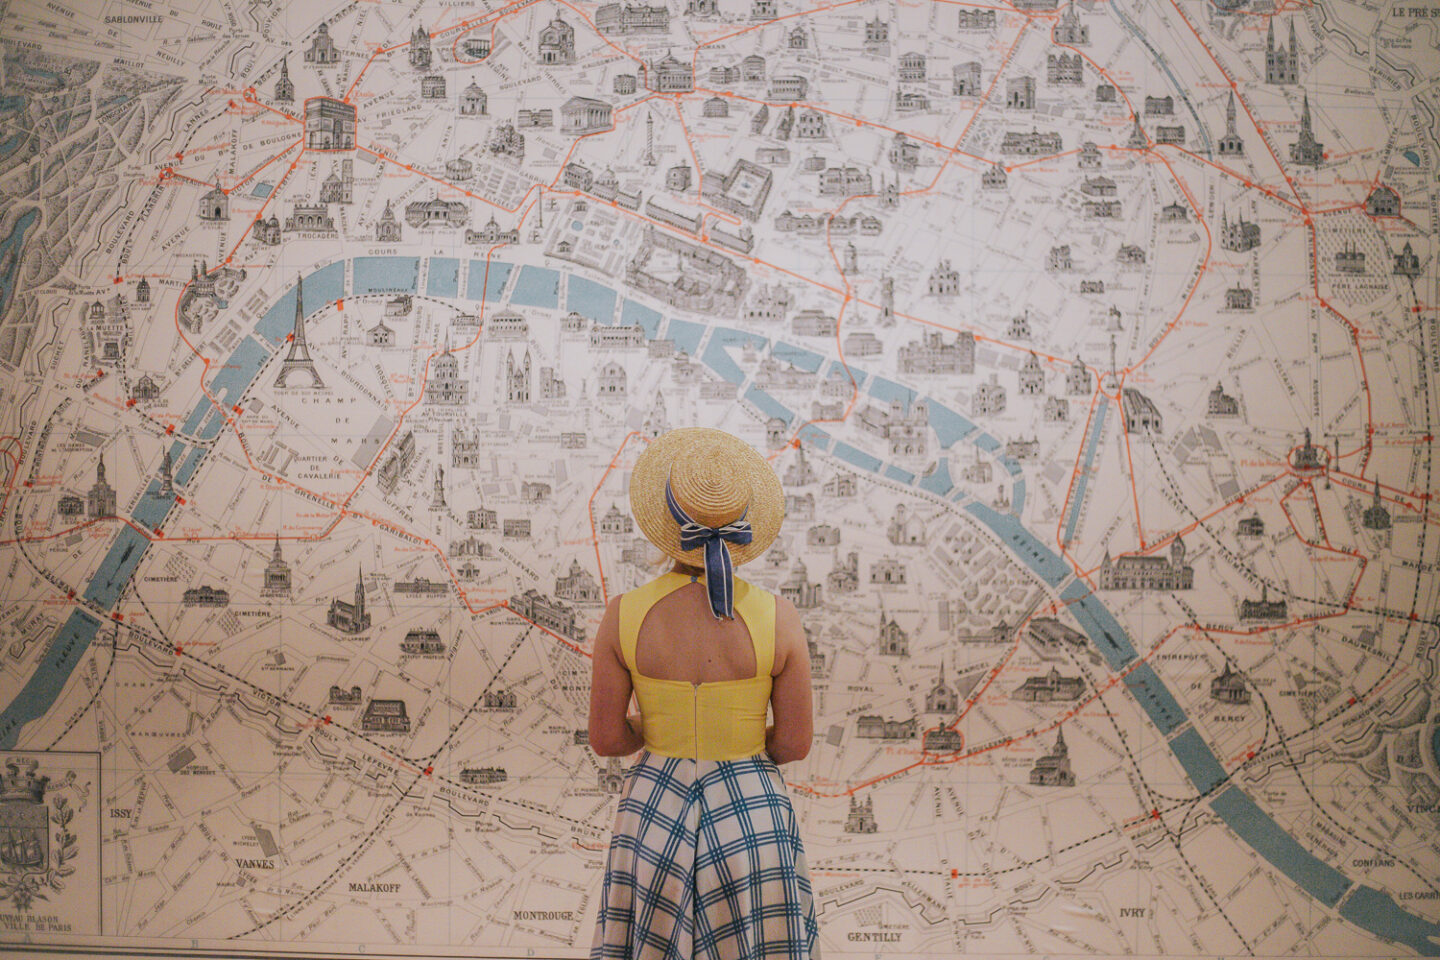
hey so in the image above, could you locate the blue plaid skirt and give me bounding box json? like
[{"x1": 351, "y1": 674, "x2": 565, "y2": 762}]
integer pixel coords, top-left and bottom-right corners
[{"x1": 591, "y1": 751, "x2": 819, "y2": 959}]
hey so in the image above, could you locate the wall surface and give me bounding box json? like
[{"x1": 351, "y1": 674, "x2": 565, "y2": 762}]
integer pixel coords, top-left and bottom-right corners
[{"x1": 0, "y1": 0, "x2": 1436, "y2": 956}]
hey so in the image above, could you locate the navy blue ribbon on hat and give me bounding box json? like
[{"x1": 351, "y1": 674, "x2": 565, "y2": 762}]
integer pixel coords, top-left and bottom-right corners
[{"x1": 665, "y1": 479, "x2": 752, "y2": 619}]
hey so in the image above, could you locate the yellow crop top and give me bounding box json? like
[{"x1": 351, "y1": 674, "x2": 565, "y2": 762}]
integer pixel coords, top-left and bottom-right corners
[{"x1": 618, "y1": 571, "x2": 775, "y2": 761}]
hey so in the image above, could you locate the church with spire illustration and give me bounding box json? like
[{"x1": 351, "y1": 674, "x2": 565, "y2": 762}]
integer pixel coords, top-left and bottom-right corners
[
  {"x1": 1265, "y1": 18, "x2": 1298, "y2": 84},
  {"x1": 1030, "y1": 727, "x2": 1075, "y2": 786},
  {"x1": 1217, "y1": 91, "x2": 1243, "y2": 157},
  {"x1": 274, "y1": 57, "x2": 294, "y2": 103},
  {"x1": 262, "y1": 536, "x2": 292, "y2": 595},
  {"x1": 328, "y1": 567, "x2": 370, "y2": 633},
  {"x1": 1289, "y1": 93, "x2": 1324, "y2": 166},
  {"x1": 274, "y1": 275, "x2": 325, "y2": 388}
]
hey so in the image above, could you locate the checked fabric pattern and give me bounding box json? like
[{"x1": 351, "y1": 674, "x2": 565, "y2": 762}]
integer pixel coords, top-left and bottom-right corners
[{"x1": 591, "y1": 751, "x2": 820, "y2": 960}]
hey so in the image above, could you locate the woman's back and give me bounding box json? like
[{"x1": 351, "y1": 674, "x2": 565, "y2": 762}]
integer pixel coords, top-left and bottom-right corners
[{"x1": 633, "y1": 574, "x2": 759, "y2": 683}]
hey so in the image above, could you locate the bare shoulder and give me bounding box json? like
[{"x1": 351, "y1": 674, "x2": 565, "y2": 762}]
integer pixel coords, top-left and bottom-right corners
[
  {"x1": 769, "y1": 590, "x2": 806, "y2": 671},
  {"x1": 772, "y1": 590, "x2": 801, "y2": 630},
  {"x1": 593, "y1": 593, "x2": 624, "y2": 657}
]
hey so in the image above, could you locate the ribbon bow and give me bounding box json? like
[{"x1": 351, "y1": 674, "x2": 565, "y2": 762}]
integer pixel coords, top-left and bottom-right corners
[{"x1": 666, "y1": 479, "x2": 752, "y2": 619}]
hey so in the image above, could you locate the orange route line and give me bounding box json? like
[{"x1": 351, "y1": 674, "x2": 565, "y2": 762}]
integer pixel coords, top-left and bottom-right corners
[
  {"x1": 356, "y1": 143, "x2": 531, "y2": 216},
  {"x1": 228, "y1": 136, "x2": 303, "y2": 193},
  {"x1": 1159, "y1": 142, "x2": 1304, "y2": 213},
  {"x1": 505, "y1": 603, "x2": 589, "y2": 656},
  {"x1": 1055, "y1": 387, "x2": 1105, "y2": 557},
  {"x1": 784, "y1": 15, "x2": 1031, "y2": 447},
  {"x1": 794, "y1": 613, "x2": 1187, "y2": 799},
  {"x1": 588, "y1": 431, "x2": 646, "y2": 605},
  {"x1": 244, "y1": 95, "x2": 303, "y2": 126},
  {"x1": 1165, "y1": 0, "x2": 1304, "y2": 202},
  {"x1": 555, "y1": 0, "x2": 650, "y2": 68},
  {"x1": 18, "y1": 0, "x2": 1424, "y2": 808},
  {"x1": 690, "y1": 0, "x2": 872, "y2": 71}
]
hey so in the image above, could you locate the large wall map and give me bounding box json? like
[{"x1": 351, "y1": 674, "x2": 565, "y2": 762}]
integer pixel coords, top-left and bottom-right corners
[{"x1": 0, "y1": 0, "x2": 1436, "y2": 955}]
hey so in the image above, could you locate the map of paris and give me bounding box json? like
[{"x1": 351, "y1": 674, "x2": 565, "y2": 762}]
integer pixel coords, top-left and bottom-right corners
[{"x1": 0, "y1": 0, "x2": 1436, "y2": 955}]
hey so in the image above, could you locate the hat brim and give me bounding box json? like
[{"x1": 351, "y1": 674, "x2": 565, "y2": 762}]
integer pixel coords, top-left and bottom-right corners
[{"x1": 629, "y1": 428, "x2": 784, "y2": 567}]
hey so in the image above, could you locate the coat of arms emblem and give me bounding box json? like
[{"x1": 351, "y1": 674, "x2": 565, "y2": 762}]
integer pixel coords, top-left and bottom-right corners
[{"x1": 0, "y1": 758, "x2": 77, "y2": 911}]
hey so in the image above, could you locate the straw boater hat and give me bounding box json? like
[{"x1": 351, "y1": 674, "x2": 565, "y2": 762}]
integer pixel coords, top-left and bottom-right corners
[{"x1": 630, "y1": 428, "x2": 784, "y2": 616}]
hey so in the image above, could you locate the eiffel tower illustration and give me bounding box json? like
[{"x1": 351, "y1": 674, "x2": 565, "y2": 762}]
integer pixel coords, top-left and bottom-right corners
[{"x1": 274, "y1": 273, "x2": 325, "y2": 388}]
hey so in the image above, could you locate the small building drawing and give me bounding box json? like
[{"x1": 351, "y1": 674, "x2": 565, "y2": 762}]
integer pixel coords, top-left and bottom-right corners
[
  {"x1": 262, "y1": 537, "x2": 292, "y2": 595},
  {"x1": 877, "y1": 605, "x2": 909, "y2": 656},
  {"x1": 649, "y1": 53, "x2": 692, "y2": 93},
  {"x1": 375, "y1": 201, "x2": 402, "y2": 242},
  {"x1": 1290, "y1": 93, "x2": 1324, "y2": 166},
  {"x1": 1266, "y1": 18, "x2": 1299, "y2": 85},
  {"x1": 1366, "y1": 185, "x2": 1400, "y2": 218},
  {"x1": 425, "y1": 341, "x2": 467, "y2": 404},
  {"x1": 923, "y1": 728, "x2": 963, "y2": 753},
  {"x1": 330, "y1": 685, "x2": 363, "y2": 704},
  {"x1": 305, "y1": 22, "x2": 340, "y2": 66},
  {"x1": 1012, "y1": 668, "x2": 1084, "y2": 702},
  {"x1": 1291, "y1": 428, "x2": 1323, "y2": 470},
  {"x1": 598, "y1": 758, "x2": 625, "y2": 794},
  {"x1": 844, "y1": 795, "x2": 877, "y2": 833},
  {"x1": 401, "y1": 629, "x2": 445, "y2": 655},
  {"x1": 274, "y1": 57, "x2": 294, "y2": 102},
  {"x1": 1018, "y1": 351, "x2": 1045, "y2": 395},
  {"x1": 560, "y1": 96, "x2": 611, "y2": 135},
  {"x1": 1055, "y1": 0, "x2": 1088, "y2": 43},
  {"x1": 886, "y1": 501, "x2": 926, "y2": 546},
  {"x1": 378, "y1": 431, "x2": 416, "y2": 493},
  {"x1": 538, "y1": 15, "x2": 576, "y2": 64},
  {"x1": 1211, "y1": 663, "x2": 1249, "y2": 704},
  {"x1": 926, "y1": 663, "x2": 957, "y2": 714},
  {"x1": 1218, "y1": 91, "x2": 1244, "y2": 156},
  {"x1": 1335, "y1": 243, "x2": 1366, "y2": 275},
  {"x1": 954, "y1": 62, "x2": 981, "y2": 96},
  {"x1": 361, "y1": 699, "x2": 410, "y2": 733},
  {"x1": 328, "y1": 567, "x2": 370, "y2": 633},
  {"x1": 366, "y1": 320, "x2": 394, "y2": 346},
  {"x1": 1362, "y1": 480, "x2": 1390, "y2": 530},
  {"x1": 198, "y1": 181, "x2": 227, "y2": 221},
  {"x1": 779, "y1": 560, "x2": 822, "y2": 608},
  {"x1": 973, "y1": 374, "x2": 1006, "y2": 417},
  {"x1": 556, "y1": 559, "x2": 600, "y2": 602},
  {"x1": 1239, "y1": 585, "x2": 1287, "y2": 621},
  {"x1": 856, "y1": 716, "x2": 916, "y2": 740},
  {"x1": 1209, "y1": 379, "x2": 1244, "y2": 414},
  {"x1": 1047, "y1": 51, "x2": 1082, "y2": 84},
  {"x1": 1225, "y1": 285, "x2": 1253, "y2": 311},
  {"x1": 1098, "y1": 538, "x2": 1193, "y2": 591},
  {"x1": 87, "y1": 457, "x2": 117, "y2": 518},
  {"x1": 459, "y1": 83, "x2": 488, "y2": 116},
  {"x1": 182, "y1": 585, "x2": 230, "y2": 607},
  {"x1": 826, "y1": 551, "x2": 859, "y2": 594},
  {"x1": 304, "y1": 97, "x2": 356, "y2": 150},
  {"x1": 1029, "y1": 728, "x2": 1075, "y2": 786},
  {"x1": 1007, "y1": 76, "x2": 1034, "y2": 110},
  {"x1": 508, "y1": 589, "x2": 582, "y2": 641},
  {"x1": 1121, "y1": 387, "x2": 1162, "y2": 436}
]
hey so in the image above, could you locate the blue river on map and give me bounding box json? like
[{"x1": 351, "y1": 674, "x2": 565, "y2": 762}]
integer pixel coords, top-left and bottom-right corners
[
  {"x1": 0, "y1": 208, "x2": 39, "y2": 322},
  {"x1": 427, "y1": 258, "x2": 459, "y2": 299},
  {"x1": 0, "y1": 610, "x2": 101, "y2": 749},
  {"x1": 6, "y1": 255, "x2": 1432, "y2": 953}
]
